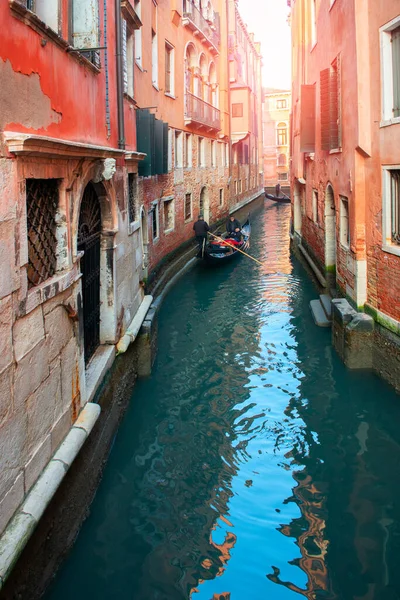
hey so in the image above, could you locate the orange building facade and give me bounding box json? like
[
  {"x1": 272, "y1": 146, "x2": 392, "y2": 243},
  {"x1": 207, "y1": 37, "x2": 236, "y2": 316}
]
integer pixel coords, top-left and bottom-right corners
[
  {"x1": 290, "y1": 0, "x2": 400, "y2": 332},
  {"x1": 262, "y1": 89, "x2": 291, "y2": 190}
]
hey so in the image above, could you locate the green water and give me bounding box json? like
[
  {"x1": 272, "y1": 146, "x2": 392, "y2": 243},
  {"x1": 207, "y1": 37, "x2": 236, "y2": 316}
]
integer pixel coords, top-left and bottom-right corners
[{"x1": 45, "y1": 204, "x2": 400, "y2": 600}]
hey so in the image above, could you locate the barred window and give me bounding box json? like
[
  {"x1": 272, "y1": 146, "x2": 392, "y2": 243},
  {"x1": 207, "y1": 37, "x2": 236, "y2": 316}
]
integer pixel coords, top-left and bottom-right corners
[
  {"x1": 128, "y1": 173, "x2": 138, "y2": 224},
  {"x1": 185, "y1": 193, "x2": 192, "y2": 221},
  {"x1": 26, "y1": 179, "x2": 60, "y2": 288}
]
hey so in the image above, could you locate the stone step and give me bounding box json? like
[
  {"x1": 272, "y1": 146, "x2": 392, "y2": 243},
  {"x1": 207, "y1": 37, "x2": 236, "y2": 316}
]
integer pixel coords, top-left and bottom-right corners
[
  {"x1": 310, "y1": 299, "x2": 331, "y2": 328},
  {"x1": 319, "y1": 294, "x2": 332, "y2": 319}
]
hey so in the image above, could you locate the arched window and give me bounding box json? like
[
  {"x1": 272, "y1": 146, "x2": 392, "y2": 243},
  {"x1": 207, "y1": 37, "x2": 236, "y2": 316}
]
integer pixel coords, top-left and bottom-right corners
[
  {"x1": 185, "y1": 44, "x2": 197, "y2": 93},
  {"x1": 199, "y1": 54, "x2": 208, "y2": 101},
  {"x1": 277, "y1": 153, "x2": 286, "y2": 166},
  {"x1": 277, "y1": 122, "x2": 287, "y2": 146}
]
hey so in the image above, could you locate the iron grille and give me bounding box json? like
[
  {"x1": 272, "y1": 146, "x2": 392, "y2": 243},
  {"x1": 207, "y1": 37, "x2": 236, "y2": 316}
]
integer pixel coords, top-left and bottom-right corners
[
  {"x1": 128, "y1": 173, "x2": 137, "y2": 223},
  {"x1": 26, "y1": 179, "x2": 59, "y2": 289},
  {"x1": 78, "y1": 183, "x2": 102, "y2": 364}
]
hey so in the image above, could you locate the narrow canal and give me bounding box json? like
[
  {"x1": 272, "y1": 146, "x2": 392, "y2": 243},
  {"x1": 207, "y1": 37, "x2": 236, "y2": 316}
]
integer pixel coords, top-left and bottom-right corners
[{"x1": 45, "y1": 203, "x2": 400, "y2": 600}]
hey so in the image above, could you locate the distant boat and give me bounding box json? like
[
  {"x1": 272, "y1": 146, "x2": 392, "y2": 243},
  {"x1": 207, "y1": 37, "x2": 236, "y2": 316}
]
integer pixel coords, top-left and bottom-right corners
[
  {"x1": 265, "y1": 192, "x2": 291, "y2": 203},
  {"x1": 202, "y1": 219, "x2": 251, "y2": 265}
]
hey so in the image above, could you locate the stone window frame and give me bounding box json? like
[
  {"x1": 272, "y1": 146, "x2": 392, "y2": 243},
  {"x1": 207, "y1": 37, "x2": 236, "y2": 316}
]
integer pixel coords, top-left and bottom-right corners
[
  {"x1": 162, "y1": 196, "x2": 175, "y2": 233},
  {"x1": 339, "y1": 195, "x2": 350, "y2": 249},
  {"x1": 382, "y1": 165, "x2": 400, "y2": 257},
  {"x1": 380, "y1": 15, "x2": 400, "y2": 127},
  {"x1": 312, "y1": 188, "x2": 319, "y2": 224}
]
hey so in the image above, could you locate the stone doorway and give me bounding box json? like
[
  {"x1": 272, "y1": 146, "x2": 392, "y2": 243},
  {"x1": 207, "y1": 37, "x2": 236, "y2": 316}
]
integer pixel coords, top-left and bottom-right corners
[
  {"x1": 325, "y1": 184, "x2": 336, "y2": 286},
  {"x1": 200, "y1": 186, "x2": 210, "y2": 224},
  {"x1": 77, "y1": 182, "x2": 101, "y2": 364}
]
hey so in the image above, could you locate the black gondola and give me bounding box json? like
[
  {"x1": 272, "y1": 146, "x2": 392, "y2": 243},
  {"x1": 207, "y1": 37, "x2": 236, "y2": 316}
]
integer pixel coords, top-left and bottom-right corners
[
  {"x1": 265, "y1": 192, "x2": 291, "y2": 203},
  {"x1": 202, "y1": 219, "x2": 251, "y2": 265}
]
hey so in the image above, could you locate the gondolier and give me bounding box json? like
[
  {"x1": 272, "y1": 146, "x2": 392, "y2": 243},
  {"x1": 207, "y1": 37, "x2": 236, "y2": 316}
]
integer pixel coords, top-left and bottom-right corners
[{"x1": 193, "y1": 214, "x2": 209, "y2": 252}]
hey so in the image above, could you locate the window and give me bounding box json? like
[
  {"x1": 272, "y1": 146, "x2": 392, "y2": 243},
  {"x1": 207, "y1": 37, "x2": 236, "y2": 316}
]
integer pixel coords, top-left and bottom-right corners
[
  {"x1": 277, "y1": 153, "x2": 287, "y2": 166},
  {"x1": 26, "y1": 178, "x2": 60, "y2": 288},
  {"x1": 185, "y1": 134, "x2": 192, "y2": 168},
  {"x1": 278, "y1": 172, "x2": 288, "y2": 181},
  {"x1": 211, "y1": 140, "x2": 217, "y2": 167},
  {"x1": 165, "y1": 42, "x2": 175, "y2": 96},
  {"x1": 134, "y1": 0, "x2": 142, "y2": 66},
  {"x1": 71, "y1": 0, "x2": 100, "y2": 67},
  {"x1": 163, "y1": 198, "x2": 174, "y2": 231},
  {"x1": 340, "y1": 196, "x2": 350, "y2": 247},
  {"x1": 25, "y1": 0, "x2": 59, "y2": 31},
  {"x1": 238, "y1": 180, "x2": 242, "y2": 193},
  {"x1": 168, "y1": 128, "x2": 173, "y2": 172},
  {"x1": 277, "y1": 122, "x2": 287, "y2": 146},
  {"x1": 185, "y1": 193, "x2": 192, "y2": 221},
  {"x1": 320, "y1": 56, "x2": 341, "y2": 150},
  {"x1": 311, "y1": 0, "x2": 317, "y2": 47},
  {"x1": 151, "y1": 204, "x2": 159, "y2": 240},
  {"x1": 152, "y1": 29, "x2": 158, "y2": 86},
  {"x1": 175, "y1": 131, "x2": 183, "y2": 168},
  {"x1": 128, "y1": 173, "x2": 137, "y2": 224},
  {"x1": 232, "y1": 103, "x2": 243, "y2": 118},
  {"x1": 234, "y1": 180, "x2": 238, "y2": 194},
  {"x1": 312, "y1": 189, "x2": 319, "y2": 223},
  {"x1": 225, "y1": 143, "x2": 229, "y2": 167},
  {"x1": 383, "y1": 167, "x2": 400, "y2": 254},
  {"x1": 219, "y1": 188, "x2": 224, "y2": 206},
  {"x1": 220, "y1": 143, "x2": 225, "y2": 167},
  {"x1": 381, "y1": 20, "x2": 400, "y2": 123},
  {"x1": 198, "y1": 137, "x2": 205, "y2": 167},
  {"x1": 122, "y1": 20, "x2": 134, "y2": 98},
  {"x1": 277, "y1": 99, "x2": 287, "y2": 109}
]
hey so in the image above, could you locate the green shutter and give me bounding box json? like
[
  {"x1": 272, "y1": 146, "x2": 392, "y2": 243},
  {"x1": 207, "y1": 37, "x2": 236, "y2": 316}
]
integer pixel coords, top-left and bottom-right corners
[
  {"x1": 137, "y1": 109, "x2": 152, "y2": 177},
  {"x1": 162, "y1": 123, "x2": 169, "y2": 174},
  {"x1": 154, "y1": 119, "x2": 164, "y2": 175}
]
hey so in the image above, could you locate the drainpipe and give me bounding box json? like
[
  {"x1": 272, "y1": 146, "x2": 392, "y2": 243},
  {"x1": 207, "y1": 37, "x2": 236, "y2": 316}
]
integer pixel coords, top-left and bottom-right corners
[
  {"x1": 104, "y1": 0, "x2": 111, "y2": 137},
  {"x1": 115, "y1": 0, "x2": 125, "y2": 149}
]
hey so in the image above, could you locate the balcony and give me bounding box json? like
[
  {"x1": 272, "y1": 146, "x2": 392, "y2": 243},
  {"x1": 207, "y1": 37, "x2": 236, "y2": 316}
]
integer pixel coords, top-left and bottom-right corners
[
  {"x1": 185, "y1": 92, "x2": 221, "y2": 132},
  {"x1": 182, "y1": 2, "x2": 220, "y2": 53}
]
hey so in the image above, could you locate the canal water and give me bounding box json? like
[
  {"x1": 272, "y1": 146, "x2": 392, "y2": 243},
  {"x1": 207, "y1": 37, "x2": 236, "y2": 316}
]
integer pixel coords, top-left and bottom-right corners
[{"x1": 45, "y1": 203, "x2": 400, "y2": 600}]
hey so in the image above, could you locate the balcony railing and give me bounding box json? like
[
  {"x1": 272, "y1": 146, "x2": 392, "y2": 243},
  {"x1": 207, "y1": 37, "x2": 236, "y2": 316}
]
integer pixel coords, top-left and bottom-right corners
[
  {"x1": 182, "y1": 2, "x2": 220, "y2": 51},
  {"x1": 185, "y1": 91, "x2": 221, "y2": 131}
]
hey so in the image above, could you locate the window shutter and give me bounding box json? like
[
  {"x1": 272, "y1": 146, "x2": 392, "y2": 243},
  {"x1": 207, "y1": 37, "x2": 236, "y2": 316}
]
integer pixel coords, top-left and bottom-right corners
[
  {"x1": 154, "y1": 119, "x2": 164, "y2": 175},
  {"x1": 320, "y1": 68, "x2": 330, "y2": 151},
  {"x1": 162, "y1": 122, "x2": 169, "y2": 174},
  {"x1": 392, "y1": 27, "x2": 400, "y2": 118},
  {"x1": 300, "y1": 84, "x2": 316, "y2": 152},
  {"x1": 72, "y1": 0, "x2": 99, "y2": 49},
  {"x1": 330, "y1": 58, "x2": 340, "y2": 149},
  {"x1": 137, "y1": 110, "x2": 153, "y2": 177}
]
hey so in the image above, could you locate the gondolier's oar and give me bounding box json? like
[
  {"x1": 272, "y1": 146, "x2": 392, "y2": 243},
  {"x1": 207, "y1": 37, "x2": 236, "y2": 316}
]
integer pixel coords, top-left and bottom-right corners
[{"x1": 208, "y1": 232, "x2": 264, "y2": 266}]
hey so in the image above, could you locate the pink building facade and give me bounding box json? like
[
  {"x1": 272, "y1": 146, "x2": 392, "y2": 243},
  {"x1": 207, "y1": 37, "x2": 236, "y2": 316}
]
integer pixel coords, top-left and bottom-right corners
[{"x1": 290, "y1": 0, "x2": 400, "y2": 334}]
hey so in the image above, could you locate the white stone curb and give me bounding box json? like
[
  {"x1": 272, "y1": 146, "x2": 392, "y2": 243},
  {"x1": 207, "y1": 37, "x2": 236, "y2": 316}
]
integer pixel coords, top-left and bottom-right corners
[
  {"x1": 0, "y1": 402, "x2": 101, "y2": 590},
  {"x1": 116, "y1": 294, "x2": 153, "y2": 355}
]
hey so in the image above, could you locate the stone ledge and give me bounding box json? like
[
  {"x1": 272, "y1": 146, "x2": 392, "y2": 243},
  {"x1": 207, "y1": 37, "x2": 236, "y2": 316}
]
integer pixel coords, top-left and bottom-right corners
[
  {"x1": 85, "y1": 346, "x2": 116, "y2": 403},
  {"x1": 0, "y1": 403, "x2": 100, "y2": 589}
]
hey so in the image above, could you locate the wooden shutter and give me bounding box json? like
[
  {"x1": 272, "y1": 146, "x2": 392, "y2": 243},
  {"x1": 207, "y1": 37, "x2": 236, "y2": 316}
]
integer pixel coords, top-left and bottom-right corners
[
  {"x1": 330, "y1": 58, "x2": 340, "y2": 149},
  {"x1": 137, "y1": 110, "x2": 154, "y2": 177},
  {"x1": 162, "y1": 122, "x2": 169, "y2": 174},
  {"x1": 300, "y1": 84, "x2": 316, "y2": 152},
  {"x1": 320, "y1": 68, "x2": 330, "y2": 151},
  {"x1": 392, "y1": 27, "x2": 400, "y2": 118},
  {"x1": 154, "y1": 119, "x2": 164, "y2": 175}
]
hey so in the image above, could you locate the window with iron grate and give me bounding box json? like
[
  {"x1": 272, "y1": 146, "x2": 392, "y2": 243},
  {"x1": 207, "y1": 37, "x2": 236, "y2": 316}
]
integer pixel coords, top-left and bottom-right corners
[
  {"x1": 185, "y1": 193, "x2": 192, "y2": 221},
  {"x1": 26, "y1": 178, "x2": 60, "y2": 289},
  {"x1": 128, "y1": 173, "x2": 137, "y2": 224}
]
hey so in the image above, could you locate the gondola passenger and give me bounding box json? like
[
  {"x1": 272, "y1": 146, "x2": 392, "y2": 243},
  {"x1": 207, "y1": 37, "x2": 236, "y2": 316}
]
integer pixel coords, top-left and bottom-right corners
[{"x1": 226, "y1": 215, "x2": 241, "y2": 235}]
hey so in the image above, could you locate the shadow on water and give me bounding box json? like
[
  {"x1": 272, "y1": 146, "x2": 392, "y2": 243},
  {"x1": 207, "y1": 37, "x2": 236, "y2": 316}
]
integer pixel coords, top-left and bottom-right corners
[{"x1": 45, "y1": 203, "x2": 400, "y2": 600}]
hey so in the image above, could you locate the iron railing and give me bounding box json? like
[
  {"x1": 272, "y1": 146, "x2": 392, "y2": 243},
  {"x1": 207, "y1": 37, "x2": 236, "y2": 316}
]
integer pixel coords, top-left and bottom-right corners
[
  {"x1": 183, "y1": 1, "x2": 220, "y2": 49},
  {"x1": 185, "y1": 91, "x2": 221, "y2": 131}
]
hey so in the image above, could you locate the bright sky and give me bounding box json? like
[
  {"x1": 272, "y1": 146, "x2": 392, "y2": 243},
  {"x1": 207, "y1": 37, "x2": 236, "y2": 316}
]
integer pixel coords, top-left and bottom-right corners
[{"x1": 238, "y1": 0, "x2": 291, "y2": 91}]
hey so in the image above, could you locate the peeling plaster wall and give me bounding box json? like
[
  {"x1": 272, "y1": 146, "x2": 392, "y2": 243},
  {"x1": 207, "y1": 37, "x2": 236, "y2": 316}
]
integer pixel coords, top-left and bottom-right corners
[{"x1": 0, "y1": 59, "x2": 62, "y2": 131}]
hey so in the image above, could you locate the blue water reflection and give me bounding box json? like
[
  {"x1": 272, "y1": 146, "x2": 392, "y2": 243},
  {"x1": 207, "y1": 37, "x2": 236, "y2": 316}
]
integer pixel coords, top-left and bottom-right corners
[{"x1": 44, "y1": 202, "x2": 400, "y2": 600}]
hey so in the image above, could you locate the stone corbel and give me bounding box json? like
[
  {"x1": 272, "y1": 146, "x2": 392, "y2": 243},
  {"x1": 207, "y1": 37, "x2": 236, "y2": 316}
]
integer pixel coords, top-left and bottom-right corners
[{"x1": 121, "y1": 0, "x2": 142, "y2": 30}]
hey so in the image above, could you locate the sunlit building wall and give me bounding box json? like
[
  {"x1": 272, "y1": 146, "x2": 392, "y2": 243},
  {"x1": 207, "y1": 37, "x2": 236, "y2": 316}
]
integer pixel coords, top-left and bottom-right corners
[{"x1": 262, "y1": 89, "x2": 291, "y2": 190}]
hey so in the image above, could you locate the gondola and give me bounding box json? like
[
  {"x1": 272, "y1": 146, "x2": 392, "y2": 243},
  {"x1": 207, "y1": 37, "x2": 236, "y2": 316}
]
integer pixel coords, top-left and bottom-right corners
[
  {"x1": 265, "y1": 192, "x2": 291, "y2": 203},
  {"x1": 202, "y1": 219, "x2": 251, "y2": 265}
]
